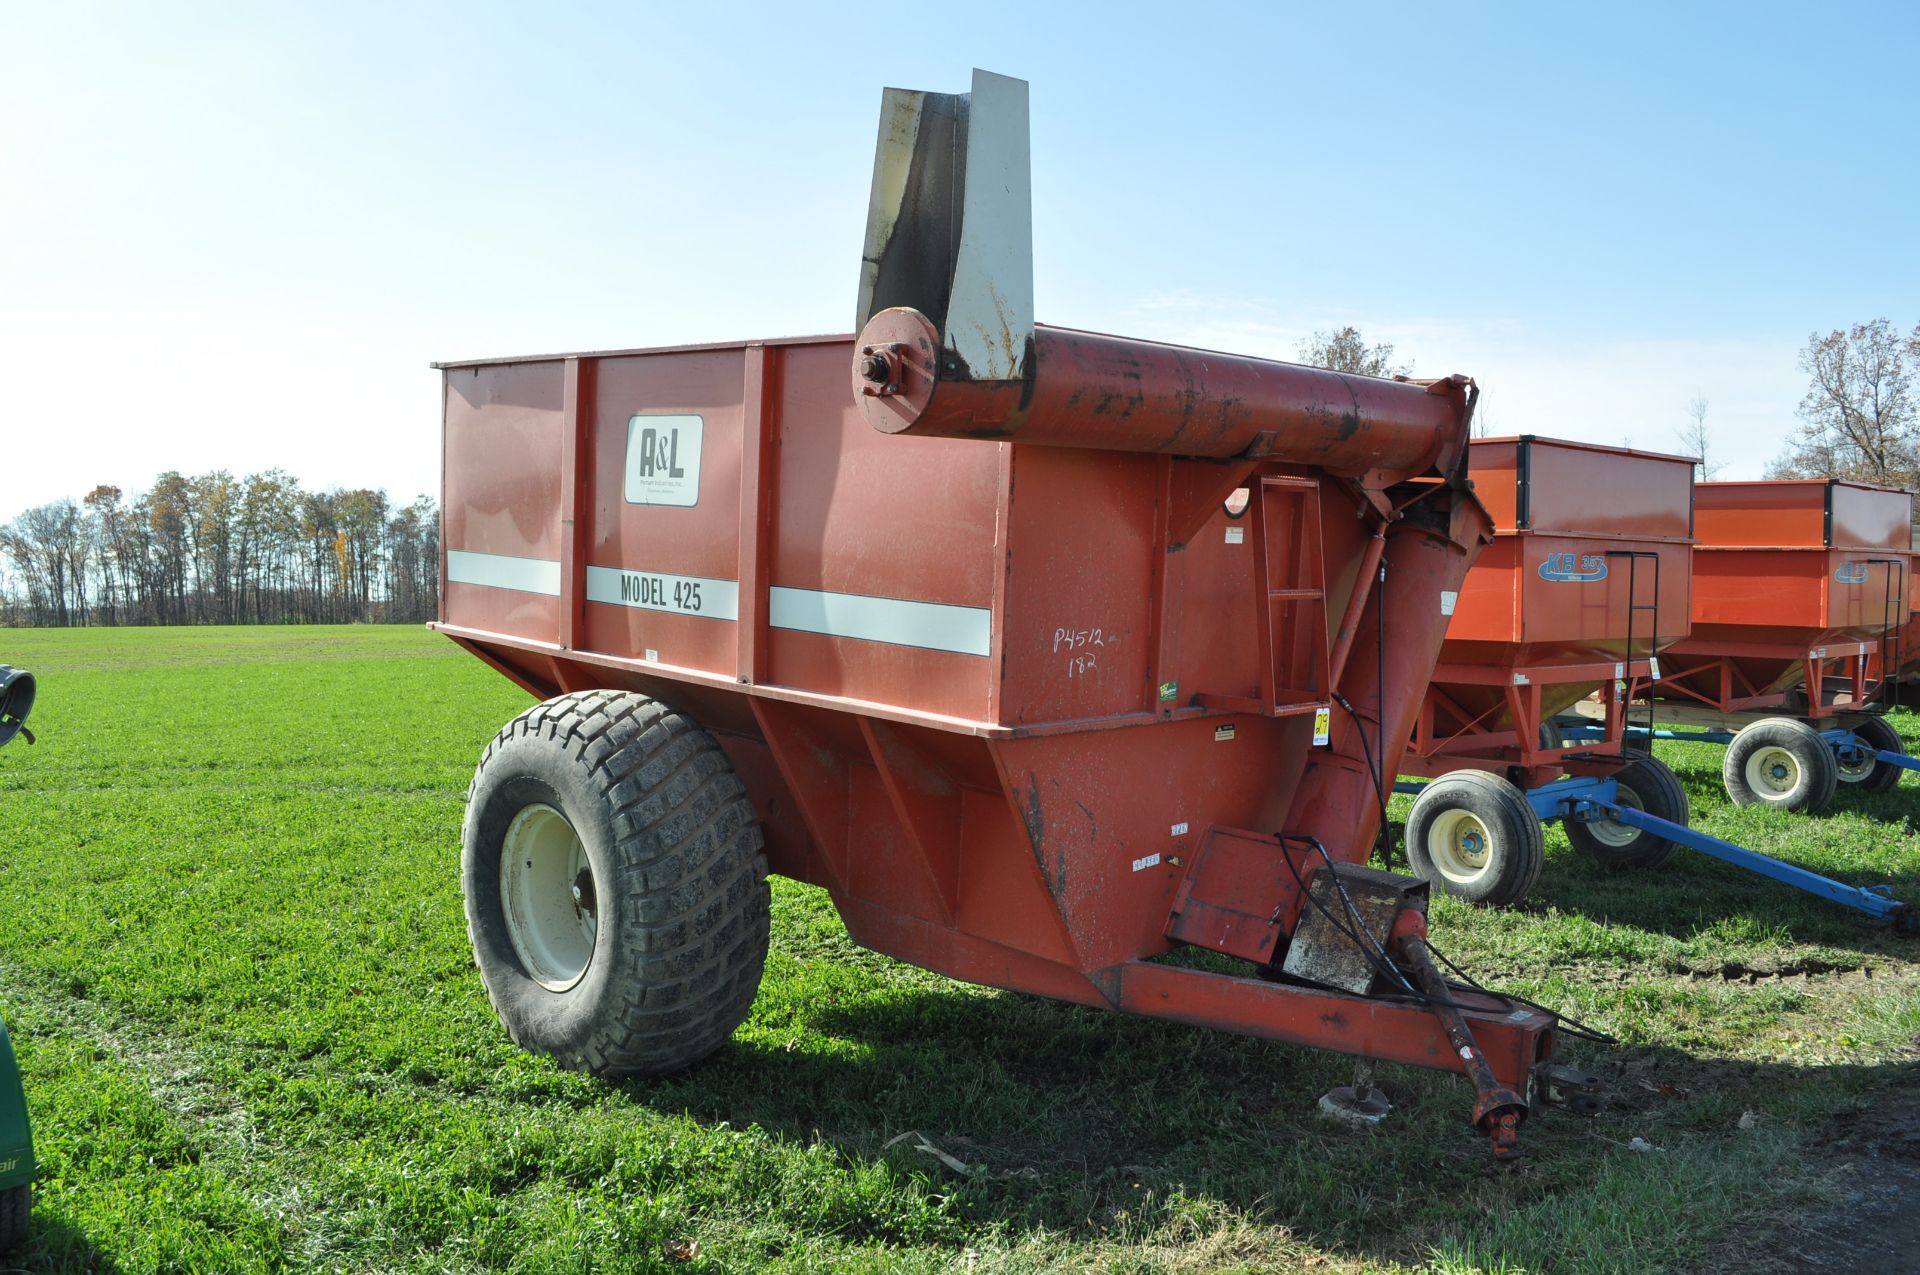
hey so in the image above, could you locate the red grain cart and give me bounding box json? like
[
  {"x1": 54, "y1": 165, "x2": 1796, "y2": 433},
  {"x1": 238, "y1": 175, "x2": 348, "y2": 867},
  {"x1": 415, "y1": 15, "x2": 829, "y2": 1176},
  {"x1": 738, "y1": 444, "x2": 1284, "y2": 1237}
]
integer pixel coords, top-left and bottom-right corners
[
  {"x1": 1653, "y1": 479, "x2": 1912, "y2": 811},
  {"x1": 432, "y1": 71, "x2": 1597, "y2": 1156},
  {"x1": 1400, "y1": 438, "x2": 1694, "y2": 904}
]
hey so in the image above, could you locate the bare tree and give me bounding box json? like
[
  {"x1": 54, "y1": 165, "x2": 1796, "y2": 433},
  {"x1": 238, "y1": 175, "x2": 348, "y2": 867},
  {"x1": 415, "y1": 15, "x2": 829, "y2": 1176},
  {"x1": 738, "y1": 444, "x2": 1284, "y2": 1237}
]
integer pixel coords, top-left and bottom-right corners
[
  {"x1": 1297, "y1": 326, "x2": 1411, "y2": 379},
  {"x1": 1771, "y1": 319, "x2": 1918, "y2": 485},
  {"x1": 1677, "y1": 394, "x2": 1721, "y2": 479}
]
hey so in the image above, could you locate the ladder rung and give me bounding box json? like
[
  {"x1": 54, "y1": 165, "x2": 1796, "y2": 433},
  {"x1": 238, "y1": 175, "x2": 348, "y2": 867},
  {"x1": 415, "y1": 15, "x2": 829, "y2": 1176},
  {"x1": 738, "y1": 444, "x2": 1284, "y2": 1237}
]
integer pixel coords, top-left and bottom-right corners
[{"x1": 1268, "y1": 589, "x2": 1323, "y2": 601}]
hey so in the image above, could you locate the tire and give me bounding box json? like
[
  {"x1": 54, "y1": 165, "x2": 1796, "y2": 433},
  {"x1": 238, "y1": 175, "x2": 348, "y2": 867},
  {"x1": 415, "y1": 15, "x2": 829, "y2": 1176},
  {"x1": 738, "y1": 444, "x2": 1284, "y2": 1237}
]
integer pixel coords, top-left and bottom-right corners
[
  {"x1": 1721, "y1": 717, "x2": 1838, "y2": 813},
  {"x1": 1405, "y1": 771, "x2": 1545, "y2": 906},
  {"x1": 1539, "y1": 719, "x2": 1565, "y2": 751},
  {"x1": 462, "y1": 690, "x2": 770, "y2": 1076},
  {"x1": 0, "y1": 1184, "x2": 28, "y2": 1253},
  {"x1": 1565, "y1": 752, "x2": 1688, "y2": 870},
  {"x1": 1836, "y1": 715, "x2": 1904, "y2": 794}
]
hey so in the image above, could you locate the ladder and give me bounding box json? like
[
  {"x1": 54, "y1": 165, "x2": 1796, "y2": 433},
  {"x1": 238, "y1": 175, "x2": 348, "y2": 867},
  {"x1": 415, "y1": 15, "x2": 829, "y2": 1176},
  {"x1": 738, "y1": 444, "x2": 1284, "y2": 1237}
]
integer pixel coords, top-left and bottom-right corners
[
  {"x1": 1194, "y1": 476, "x2": 1330, "y2": 716},
  {"x1": 1606, "y1": 549, "x2": 1661, "y2": 747}
]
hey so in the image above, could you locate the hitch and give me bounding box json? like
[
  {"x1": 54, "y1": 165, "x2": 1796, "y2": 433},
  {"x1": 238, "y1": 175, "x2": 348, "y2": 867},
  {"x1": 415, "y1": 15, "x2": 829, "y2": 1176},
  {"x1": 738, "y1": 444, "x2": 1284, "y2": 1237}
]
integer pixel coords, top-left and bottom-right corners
[{"x1": 1532, "y1": 1060, "x2": 1604, "y2": 1117}]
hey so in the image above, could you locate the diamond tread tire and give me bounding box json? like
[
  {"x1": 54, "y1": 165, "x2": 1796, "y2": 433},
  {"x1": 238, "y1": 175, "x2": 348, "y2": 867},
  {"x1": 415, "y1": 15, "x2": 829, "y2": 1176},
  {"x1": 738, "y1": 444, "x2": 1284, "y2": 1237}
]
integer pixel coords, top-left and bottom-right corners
[{"x1": 462, "y1": 690, "x2": 769, "y2": 1076}]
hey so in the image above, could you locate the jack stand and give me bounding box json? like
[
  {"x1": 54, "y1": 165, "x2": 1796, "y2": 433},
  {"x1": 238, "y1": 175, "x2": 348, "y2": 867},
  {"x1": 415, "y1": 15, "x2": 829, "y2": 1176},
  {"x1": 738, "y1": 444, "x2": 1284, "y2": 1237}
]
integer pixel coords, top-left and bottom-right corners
[{"x1": 1319, "y1": 1060, "x2": 1393, "y2": 1126}]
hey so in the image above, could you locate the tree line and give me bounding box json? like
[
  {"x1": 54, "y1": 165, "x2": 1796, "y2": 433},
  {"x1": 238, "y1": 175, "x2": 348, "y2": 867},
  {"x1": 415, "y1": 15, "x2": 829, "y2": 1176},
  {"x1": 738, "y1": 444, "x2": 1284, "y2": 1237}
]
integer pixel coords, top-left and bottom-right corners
[{"x1": 0, "y1": 472, "x2": 438, "y2": 628}]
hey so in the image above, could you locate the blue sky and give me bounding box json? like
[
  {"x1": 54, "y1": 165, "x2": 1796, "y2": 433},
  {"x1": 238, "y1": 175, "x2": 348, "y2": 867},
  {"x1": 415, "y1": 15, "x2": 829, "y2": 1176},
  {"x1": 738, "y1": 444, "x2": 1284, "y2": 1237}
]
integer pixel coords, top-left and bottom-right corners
[{"x1": 4, "y1": 1, "x2": 1916, "y2": 517}]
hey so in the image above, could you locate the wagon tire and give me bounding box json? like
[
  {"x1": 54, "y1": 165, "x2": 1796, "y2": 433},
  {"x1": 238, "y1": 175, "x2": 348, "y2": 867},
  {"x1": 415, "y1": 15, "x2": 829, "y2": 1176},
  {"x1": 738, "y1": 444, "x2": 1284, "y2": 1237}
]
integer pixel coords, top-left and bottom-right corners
[
  {"x1": 1721, "y1": 717, "x2": 1836, "y2": 814},
  {"x1": 1565, "y1": 752, "x2": 1688, "y2": 870},
  {"x1": 0, "y1": 1184, "x2": 28, "y2": 1253},
  {"x1": 1405, "y1": 770, "x2": 1545, "y2": 907},
  {"x1": 462, "y1": 689, "x2": 769, "y2": 1077},
  {"x1": 1836, "y1": 715, "x2": 1903, "y2": 794}
]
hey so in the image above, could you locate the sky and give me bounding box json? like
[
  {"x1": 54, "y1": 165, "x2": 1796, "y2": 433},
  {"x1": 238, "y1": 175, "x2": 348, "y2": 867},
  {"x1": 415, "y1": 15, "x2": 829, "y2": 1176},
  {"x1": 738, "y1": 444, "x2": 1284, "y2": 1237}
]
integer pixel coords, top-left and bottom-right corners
[{"x1": 4, "y1": 1, "x2": 1917, "y2": 520}]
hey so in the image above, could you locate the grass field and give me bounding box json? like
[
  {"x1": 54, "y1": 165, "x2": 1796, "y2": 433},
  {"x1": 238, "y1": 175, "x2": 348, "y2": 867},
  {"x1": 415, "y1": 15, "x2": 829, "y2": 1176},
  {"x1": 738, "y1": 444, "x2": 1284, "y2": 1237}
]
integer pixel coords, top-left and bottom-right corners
[{"x1": 0, "y1": 626, "x2": 1916, "y2": 1274}]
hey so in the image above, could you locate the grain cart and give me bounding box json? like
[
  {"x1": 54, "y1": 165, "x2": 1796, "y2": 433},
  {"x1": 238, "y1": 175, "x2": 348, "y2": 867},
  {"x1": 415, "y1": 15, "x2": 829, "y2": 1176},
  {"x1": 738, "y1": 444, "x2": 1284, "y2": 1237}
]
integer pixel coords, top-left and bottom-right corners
[
  {"x1": 0, "y1": 665, "x2": 39, "y2": 1251},
  {"x1": 434, "y1": 71, "x2": 1601, "y2": 1157},
  {"x1": 1638, "y1": 480, "x2": 1915, "y2": 812},
  {"x1": 1396, "y1": 438, "x2": 1694, "y2": 904}
]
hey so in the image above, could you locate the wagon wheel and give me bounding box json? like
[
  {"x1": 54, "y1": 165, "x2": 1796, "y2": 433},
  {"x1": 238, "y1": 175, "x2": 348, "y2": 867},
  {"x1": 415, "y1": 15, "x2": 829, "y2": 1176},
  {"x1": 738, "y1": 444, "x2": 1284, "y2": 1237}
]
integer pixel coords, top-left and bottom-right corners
[
  {"x1": 1405, "y1": 771, "x2": 1545, "y2": 907},
  {"x1": 462, "y1": 690, "x2": 770, "y2": 1075},
  {"x1": 1835, "y1": 715, "x2": 1904, "y2": 794},
  {"x1": 1721, "y1": 717, "x2": 1838, "y2": 814},
  {"x1": 1565, "y1": 752, "x2": 1688, "y2": 870}
]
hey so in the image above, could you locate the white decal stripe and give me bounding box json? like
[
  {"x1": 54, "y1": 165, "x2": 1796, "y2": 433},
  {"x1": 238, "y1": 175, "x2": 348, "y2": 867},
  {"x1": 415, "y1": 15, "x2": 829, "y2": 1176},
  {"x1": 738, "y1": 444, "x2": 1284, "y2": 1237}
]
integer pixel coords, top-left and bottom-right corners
[
  {"x1": 584, "y1": 566, "x2": 740, "y2": 621},
  {"x1": 769, "y1": 586, "x2": 992, "y2": 657},
  {"x1": 447, "y1": 550, "x2": 561, "y2": 596},
  {"x1": 448, "y1": 553, "x2": 989, "y2": 655}
]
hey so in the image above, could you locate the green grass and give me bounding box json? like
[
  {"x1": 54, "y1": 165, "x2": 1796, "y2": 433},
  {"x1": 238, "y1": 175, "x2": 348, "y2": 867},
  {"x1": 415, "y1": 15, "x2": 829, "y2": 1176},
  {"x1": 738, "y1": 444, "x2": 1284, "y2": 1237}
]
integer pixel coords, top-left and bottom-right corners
[{"x1": 0, "y1": 626, "x2": 1915, "y2": 1273}]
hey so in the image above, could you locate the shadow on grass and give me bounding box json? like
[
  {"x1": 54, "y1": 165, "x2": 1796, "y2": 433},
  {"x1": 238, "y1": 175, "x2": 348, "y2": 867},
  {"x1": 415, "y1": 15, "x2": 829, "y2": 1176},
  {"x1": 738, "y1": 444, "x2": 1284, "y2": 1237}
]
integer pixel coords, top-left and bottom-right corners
[
  {"x1": 616, "y1": 967, "x2": 1920, "y2": 1269},
  {"x1": 4, "y1": 1210, "x2": 123, "y2": 1275},
  {"x1": 1503, "y1": 814, "x2": 1920, "y2": 955}
]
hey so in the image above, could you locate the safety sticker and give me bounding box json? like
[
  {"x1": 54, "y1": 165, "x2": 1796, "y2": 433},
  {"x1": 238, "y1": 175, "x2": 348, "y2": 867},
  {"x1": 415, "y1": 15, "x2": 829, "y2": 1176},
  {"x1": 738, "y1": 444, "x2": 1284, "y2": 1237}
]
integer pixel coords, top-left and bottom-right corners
[
  {"x1": 1225, "y1": 526, "x2": 1245, "y2": 545},
  {"x1": 1649, "y1": 656, "x2": 1661, "y2": 680},
  {"x1": 1440, "y1": 590, "x2": 1458, "y2": 616},
  {"x1": 1132, "y1": 852, "x2": 1162, "y2": 873},
  {"x1": 1312, "y1": 706, "x2": 1331, "y2": 746},
  {"x1": 1214, "y1": 723, "x2": 1236, "y2": 741}
]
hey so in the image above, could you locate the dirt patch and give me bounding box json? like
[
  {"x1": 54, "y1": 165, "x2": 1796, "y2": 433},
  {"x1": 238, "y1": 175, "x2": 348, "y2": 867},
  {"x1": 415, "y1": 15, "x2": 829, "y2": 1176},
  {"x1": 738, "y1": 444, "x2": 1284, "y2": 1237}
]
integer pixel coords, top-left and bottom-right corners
[
  {"x1": 1675, "y1": 957, "x2": 1871, "y2": 983},
  {"x1": 1710, "y1": 1098, "x2": 1920, "y2": 1273}
]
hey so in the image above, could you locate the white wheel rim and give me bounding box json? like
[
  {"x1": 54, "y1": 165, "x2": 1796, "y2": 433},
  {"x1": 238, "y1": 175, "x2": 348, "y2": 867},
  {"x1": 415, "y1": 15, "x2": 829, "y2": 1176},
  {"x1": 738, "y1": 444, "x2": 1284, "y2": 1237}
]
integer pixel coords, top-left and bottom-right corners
[
  {"x1": 1427, "y1": 808, "x2": 1495, "y2": 885},
  {"x1": 500, "y1": 804, "x2": 597, "y2": 991},
  {"x1": 1834, "y1": 742, "x2": 1875, "y2": 783},
  {"x1": 1744, "y1": 746, "x2": 1802, "y2": 800},
  {"x1": 1586, "y1": 785, "x2": 1645, "y2": 848}
]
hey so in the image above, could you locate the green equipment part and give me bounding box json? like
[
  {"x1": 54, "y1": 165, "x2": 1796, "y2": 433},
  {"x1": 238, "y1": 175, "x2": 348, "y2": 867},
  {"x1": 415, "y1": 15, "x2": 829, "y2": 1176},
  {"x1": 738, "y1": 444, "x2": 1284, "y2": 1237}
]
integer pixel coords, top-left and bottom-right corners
[{"x1": 0, "y1": 664, "x2": 34, "y2": 1251}]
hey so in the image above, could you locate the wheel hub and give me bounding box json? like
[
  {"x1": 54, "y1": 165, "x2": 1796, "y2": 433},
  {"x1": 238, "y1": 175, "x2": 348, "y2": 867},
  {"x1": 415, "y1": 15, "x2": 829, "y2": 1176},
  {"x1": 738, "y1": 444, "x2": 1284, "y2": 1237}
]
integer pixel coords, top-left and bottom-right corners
[
  {"x1": 1835, "y1": 744, "x2": 1875, "y2": 782},
  {"x1": 1586, "y1": 785, "x2": 1645, "y2": 848},
  {"x1": 1428, "y1": 808, "x2": 1494, "y2": 883},
  {"x1": 1746, "y1": 746, "x2": 1801, "y2": 799},
  {"x1": 500, "y1": 804, "x2": 598, "y2": 992}
]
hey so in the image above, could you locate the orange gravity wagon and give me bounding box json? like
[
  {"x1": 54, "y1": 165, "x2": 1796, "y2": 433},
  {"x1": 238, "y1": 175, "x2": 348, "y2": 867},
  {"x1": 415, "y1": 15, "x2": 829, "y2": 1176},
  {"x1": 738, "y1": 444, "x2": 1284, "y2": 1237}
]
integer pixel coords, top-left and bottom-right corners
[
  {"x1": 1396, "y1": 450, "x2": 1914, "y2": 931},
  {"x1": 1646, "y1": 479, "x2": 1915, "y2": 812},
  {"x1": 429, "y1": 71, "x2": 1609, "y2": 1157},
  {"x1": 1397, "y1": 438, "x2": 1694, "y2": 905}
]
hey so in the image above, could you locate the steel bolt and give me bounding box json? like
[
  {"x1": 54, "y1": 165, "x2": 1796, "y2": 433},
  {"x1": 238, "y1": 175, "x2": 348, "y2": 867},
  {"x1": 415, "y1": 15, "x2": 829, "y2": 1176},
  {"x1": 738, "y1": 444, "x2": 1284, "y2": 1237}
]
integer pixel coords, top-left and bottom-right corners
[{"x1": 860, "y1": 353, "x2": 892, "y2": 384}]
